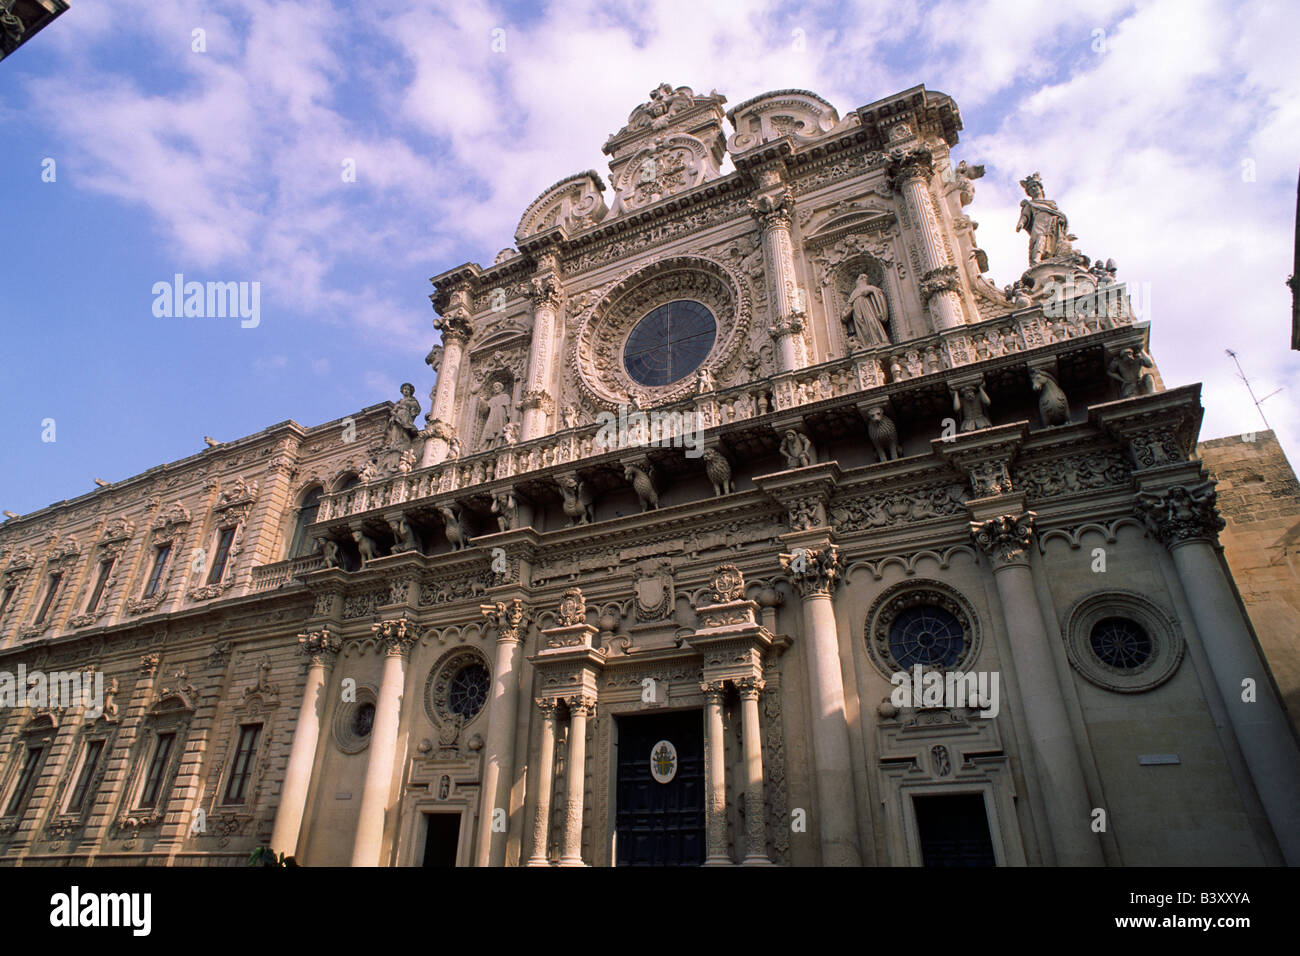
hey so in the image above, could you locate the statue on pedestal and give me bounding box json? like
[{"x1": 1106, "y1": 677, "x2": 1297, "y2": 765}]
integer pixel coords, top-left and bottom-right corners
[
  {"x1": 1016, "y1": 173, "x2": 1077, "y2": 265},
  {"x1": 843, "y1": 274, "x2": 891, "y2": 347}
]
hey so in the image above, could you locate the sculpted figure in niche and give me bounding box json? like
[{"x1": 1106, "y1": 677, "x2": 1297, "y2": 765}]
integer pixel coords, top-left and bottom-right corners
[
  {"x1": 843, "y1": 274, "x2": 891, "y2": 348},
  {"x1": 1107, "y1": 347, "x2": 1155, "y2": 398},
  {"x1": 1016, "y1": 173, "x2": 1077, "y2": 265},
  {"x1": 479, "y1": 380, "x2": 513, "y2": 450},
  {"x1": 386, "y1": 383, "x2": 421, "y2": 448},
  {"x1": 779, "y1": 429, "x2": 816, "y2": 469},
  {"x1": 953, "y1": 383, "x2": 992, "y2": 432}
]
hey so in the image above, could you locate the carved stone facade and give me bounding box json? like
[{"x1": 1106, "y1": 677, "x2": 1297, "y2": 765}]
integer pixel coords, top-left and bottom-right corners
[{"x1": 2, "y1": 82, "x2": 1297, "y2": 868}]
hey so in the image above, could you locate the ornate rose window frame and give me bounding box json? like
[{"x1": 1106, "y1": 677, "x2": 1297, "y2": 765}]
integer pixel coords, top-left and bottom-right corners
[
  {"x1": 864, "y1": 580, "x2": 983, "y2": 680},
  {"x1": 570, "y1": 256, "x2": 751, "y2": 410}
]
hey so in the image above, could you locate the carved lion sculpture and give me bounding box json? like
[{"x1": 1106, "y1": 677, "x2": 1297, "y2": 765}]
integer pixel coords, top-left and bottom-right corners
[
  {"x1": 865, "y1": 406, "x2": 900, "y2": 462},
  {"x1": 702, "y1": 449, "x2": 734, "y2": 496}
]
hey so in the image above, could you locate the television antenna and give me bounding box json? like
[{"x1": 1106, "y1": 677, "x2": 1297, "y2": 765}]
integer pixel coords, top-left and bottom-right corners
[{"x1": 1224, "y1": 349, "x2": 1283, "y2": 432}]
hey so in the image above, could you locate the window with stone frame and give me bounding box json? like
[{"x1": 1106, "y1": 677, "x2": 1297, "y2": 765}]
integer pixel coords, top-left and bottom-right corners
[
  {"x1": 142, "y1": 544, "x2": 172, "y2": 599},
  {"x1": 116, "y1": 689, "x2": 194, "y2": 827},
  {"x1": 287, "y1": 486, "x2": 323, "y2": 558},
  {"x1": 207, "y1": 526, "x2": 237, "y2": 585},
  {"x1": 0, "y1": 714, "x2": 57, "y2": 824},
  {"x1": 31, "y1": 571, "x2": 63, "y2": 625}
]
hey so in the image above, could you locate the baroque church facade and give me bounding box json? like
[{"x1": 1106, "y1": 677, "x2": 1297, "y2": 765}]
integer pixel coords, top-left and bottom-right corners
[{"x1": 2, "y1": 83, "x2": 1298, "y2": 867}]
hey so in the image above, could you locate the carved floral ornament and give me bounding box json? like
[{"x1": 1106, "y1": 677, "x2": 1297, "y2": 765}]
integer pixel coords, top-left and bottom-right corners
[{"x1": 570, "y1": 256, "x2": 751, "y2": 410}]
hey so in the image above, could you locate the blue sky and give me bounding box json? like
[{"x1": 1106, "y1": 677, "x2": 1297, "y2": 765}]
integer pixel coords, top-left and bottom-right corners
[{"x1": 1, "y1": 0, "x2": 1297, "y2": 516}]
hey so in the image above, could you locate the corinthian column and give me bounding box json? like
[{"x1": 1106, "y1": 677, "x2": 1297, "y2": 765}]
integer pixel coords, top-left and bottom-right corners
[
  {"x1": 888, "y1": 146, "x2": 965, "y2": 331},
  {"x1": 701, "y1": 680, "x2": 731, "y2": 865},
  {"x1": 736, "y1": 676, "x2": 772, "y2": 865},
  {"x1": 526, "y1": 697, "x2": 559, "y2": 866},
  {"x1": 749, "y1": 188, "x2": 807, "y2": 372},
  {"x1": 350, "y1": 618, "x2": 419, "y2": 867},
  {"x1": 520, "y1": 258, "x2": 563, "y2": 442},
  {"x1": 474, "y1": 598, "x2": 530, "y2": 867},
  {"x1": 558, "y1": 695, "x2": 595, "y2": 866},
  {"x1": 421, "y1": 303, "x2": 473, "y2": 467},
  {"x1": 778, "y1": 544, "x2": 861, "y2": 865},
  {"x1": 270, "y1": 628, "x2": 341, "y2": 859},
  {"x1": 1136, "y1": 482, "x2": 1300, "y2": 864},
  {"x1": 971, "y1": 513, "x2": 1104, "y2": 865}
]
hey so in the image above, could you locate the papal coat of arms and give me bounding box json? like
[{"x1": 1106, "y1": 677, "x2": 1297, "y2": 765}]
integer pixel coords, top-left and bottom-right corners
[{"x1": 650, "y1": 740, "x2": 678, "y2": 784}]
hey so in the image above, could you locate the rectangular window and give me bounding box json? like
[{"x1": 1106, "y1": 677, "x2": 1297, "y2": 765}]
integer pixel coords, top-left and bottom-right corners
[
  {"x1": 142, "y1": 544, "x2": 172, "y2": 598},
  {"x1": 5, "y1": 746, "x2": 44, "y2": 816},
  {"x1": 913, "y1": 793, "x2": 997, "y2": 867},
  {"x1": 222, "y1": 723, "x2": 262, "y2": 805},
  {"x1": 207, "y1": 527, "x2": 236, "y2": 585},
  {"x1": 137, "y1": 732, "x2": 175, "y2": 809},
  {"x1": 33, "y1": 572, "x2": 63, "y2": 625},
  {"x1": 65, "y1": 739, "x2": 106, "y2": 814},
  {"x1": 85, "y1": 558, "x2": 115, "y2": 614},
  {"x1": 0, "y1": 584, "x2": 16, "y2": 617}
]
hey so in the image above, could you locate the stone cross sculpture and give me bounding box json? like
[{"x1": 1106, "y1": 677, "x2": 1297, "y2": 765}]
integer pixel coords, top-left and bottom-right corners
[{"x1": 843, "y1": 273, "x2": 891, "y2": 347}]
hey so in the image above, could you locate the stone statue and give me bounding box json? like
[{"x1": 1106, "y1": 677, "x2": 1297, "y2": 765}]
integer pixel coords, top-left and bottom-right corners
[
  {"x1": 866, "y1": 406, "x2": 900, "y2": 462},
  {"x1": 695, "y1": 366, "x2": 714, "y2": 394},
  {"x1": 843, "y1": 274, "x2": 891, "y2": 347},
  {"x1": 391, "y1": 515, "x2": 419, "y2": 553},
  {"x1": 559, "y1": 476, "x2": 595, "y2": 525},
  {"x1": 479, "y1": 381, "x2": 513, "y2": 450},
  {"x1": 320, "y1": 538, "x2": 341, "y2": 569},
  {"x1": 353, "y1": 528, "x2": 380, "y2": 564},
  {"x1": 1031, "y1": 368, "x2": 1070, "y2": 426},
  {"x1": 386, "y1": 383, "x2": 422, "y2": 448},
  {"x1": 561, "y1": 407, "x2": 579, "y2": 429},
  {"x1": 438, "y1": 504, "x2": 470, "y2": 551},
  {"x1": 1016, "y1": 173, "x2": 1077, "y2": 265},
  {"x1": 779, "y1": 429, "x2": 815, "y2": 469},
  {"x1": 1107, "y1": 348, "x2": 1155, "y2": 398},
  {"x1": 624, "y1": 463, "x2": 659, "y2": 511},
  {"x1": 491, "y1": 490, "x2": 517, "y2": 532},
  {"x1": 702, "y1": 449, "x2": 734, "y2": 496},
  {"x1": 503, "y1": 421, "x2": 520, "y2": 446},
  {"x1": 953, "y1": 383, "x2": 992, "y2": 432}
]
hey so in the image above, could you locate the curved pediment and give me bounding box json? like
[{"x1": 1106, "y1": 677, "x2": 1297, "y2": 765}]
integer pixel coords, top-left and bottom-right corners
[
  {"x1": 515, "y1": 171, "x2": 608, "y2": 243},
  {"x1": 800, "y1": 196, "x2": 897, "y2": 241},
  {"x1": 726, "y1": 89, "x2": 846, "y2": 153}
]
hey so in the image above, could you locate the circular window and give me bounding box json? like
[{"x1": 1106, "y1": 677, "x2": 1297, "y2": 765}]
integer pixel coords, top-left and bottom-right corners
[
  {"x1": 1089, "y1": 617, "x2": 1152, "y2": 670},
  {"x1": 1065, "y1": 592, "x2": 1183, "y2": 693},
  {"x1": 448, "y1": 664, "x2": 490, "y2": 719},
  {"x1": 425, "y1": 647, "x2": 492, "y2": 727},
  {"x1": 333, "y1": 686, "x2": 378, "y2": 754},
  {"x1": 865, "y1": 581, "x2": 981, "y2": 679},
  {"x1": 623, "y1": 300, "x2": 716, "y2": 387},
  {"x1": 351, "y1": 702, "x2": 375, "y2": 738},
  {"x1": 888, "y1": 605, "x2": 965, "y2": 668}
]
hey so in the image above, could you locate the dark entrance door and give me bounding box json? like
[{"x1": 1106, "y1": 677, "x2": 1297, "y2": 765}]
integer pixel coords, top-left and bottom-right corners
[
  {"x1": 913, "y1": 793, "x2": 997, "y2": 867},
  {"x1": 422, "y1": 813, "x2": 461, "y2": 867},
  {"x1": 615, "y1": 709, "x2": 705, "y2": 866}
]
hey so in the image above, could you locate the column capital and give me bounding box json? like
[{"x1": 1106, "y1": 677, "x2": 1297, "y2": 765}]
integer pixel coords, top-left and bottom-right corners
[
  {"x1": 747, "y1": 188, "x2": 795, "y2": 230},
  {"x1": 297, "y1": 628, "x2": 342, "y2": 667},
  {"x1": 523, "y1": 270, "x2": 564, "y2": 312},
  {"x1": 971, "y1": 512, "x2": 1037, "y2": 568},
  {"x1": 519, "y1": 389, "x2": 555, "y2": 413},
  {"x1": 919, "y1": 265, "x2": 961, "y2": 300},
  {"x1": 481, "y1": 598, "x2": 531, "y2": 643},
  {"x1": 535, "y1": 696, "x2": 560, "y2": 717},
  {"x1": 886, "y1": 144, "x2": 935, "y2": 187},
  {"x1": 371, "y1": 617, "x2": 421, "y2": 656},
  {"x1": 139, "y1": 653, "x2": 160, "y2": 677},
  {"x1": 779, "y1": 544, "x2": 842, "y2": 596},
  {"x1": 700, "y1": 680, "x2": 728, "y2": 702},
  {"x1": 432, "y1": 310, "x2": 473, "y2": 344},
  {"x1": 1134, "y1": 481, "x2": 1224, "y2": 549},
  {"x1": 565, "y1": 694, "x2": 598, "y2": 717},
  {"x1": 735, "y1": 677, "x2": 766, "y2": 701}
]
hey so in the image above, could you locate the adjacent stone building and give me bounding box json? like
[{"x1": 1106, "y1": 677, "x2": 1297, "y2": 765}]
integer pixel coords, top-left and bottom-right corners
[{"x1": 2, "y1": 83, "x2": 1298, "y2": 867}]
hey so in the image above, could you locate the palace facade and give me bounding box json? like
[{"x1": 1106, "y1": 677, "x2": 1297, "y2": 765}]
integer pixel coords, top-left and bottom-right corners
[{"x1": 2, "y1": 83, "x2": 1298, "y2": 867}]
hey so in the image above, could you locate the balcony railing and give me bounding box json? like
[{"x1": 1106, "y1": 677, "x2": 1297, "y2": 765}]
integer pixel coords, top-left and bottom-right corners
[{"x1": 249, "y1": 553, "x2": 327, "y2": 592}]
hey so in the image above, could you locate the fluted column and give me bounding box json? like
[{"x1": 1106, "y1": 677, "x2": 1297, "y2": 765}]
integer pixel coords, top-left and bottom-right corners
[
  {"x1": 526, "y1": 697, "x2": 559, "y2": 866},
  {"x1": 350, "y1": 619, "x2": 418, "y2": 867},
  {"x1": 749, "y1": 188, "x2": 807, "y2": 372},
  {"x1": 888, "y1": 146, "x2": 964, "y2": 331},
  {"x1": 520, "y1": 258, "x2": 562, "y2": 441},
  {"x1": 558, "y1": 695, "x2": 595, "y2": 866},
  {"x1": 701, "y1": 680, "x2": 731, "y2": 865},
  {"x1": 1136, "y1": 482, "x2": 1300, "y2": 864},
  {"x1": 421, "y1": 307, "x2": 473, "y2": 467},
  {"x1": 270, "y1": 628, "x2": 341, "y2": 858},
  {"x1": 971, "y1": 513, "x2": 1104, "y2": 865},
  {"x1": 736, "y1": 676, "x2": 771, "y2": 865},
  {"x1": 475, "y1": 598, "x2": 530, "y2": 867},
  {"x1": 778, "y1": 544, "x2": 861, "y2": 865}
]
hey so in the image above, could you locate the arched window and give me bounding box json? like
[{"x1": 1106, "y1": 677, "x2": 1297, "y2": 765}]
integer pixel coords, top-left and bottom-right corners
[{"x1": 287, "y1": 487, "x2": 323, "y2": 559}]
